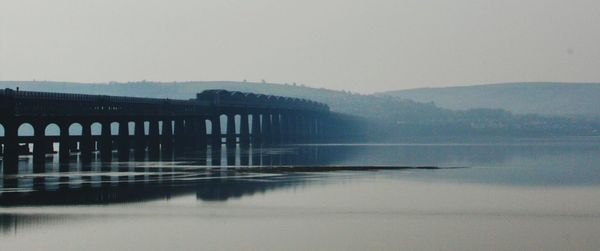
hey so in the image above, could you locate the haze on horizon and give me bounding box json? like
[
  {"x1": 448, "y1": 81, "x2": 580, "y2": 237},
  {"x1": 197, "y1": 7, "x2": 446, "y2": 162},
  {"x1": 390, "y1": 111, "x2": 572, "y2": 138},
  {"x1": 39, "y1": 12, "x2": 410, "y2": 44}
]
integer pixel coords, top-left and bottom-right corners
[{"x1": 1, "y1": 0, "x2": 599, "y2": 93}]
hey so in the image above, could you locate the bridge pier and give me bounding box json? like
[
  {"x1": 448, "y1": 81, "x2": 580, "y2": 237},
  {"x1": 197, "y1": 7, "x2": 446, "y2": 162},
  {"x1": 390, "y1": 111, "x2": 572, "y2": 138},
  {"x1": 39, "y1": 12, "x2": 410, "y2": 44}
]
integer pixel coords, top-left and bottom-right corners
[
  {"x1": 211, "y1": 116, "x2": 221, "y2": 148},
  {"x1": 174, "y1": 119, "x2": 185, "y2": 152},
  {"x1": 251, "y1": 113, "x2": 261, "y2": 145},
  {"x1": 32, "y1": 121, "x2": 46, "y2": 170},
  {"x1": 134, "y1": 119, "x2": 146, "y2": 159},
  {"x1": 315, "y1": 118, "x2": 323, "y2": 141},
  {"x1": 241, "y1": 145, "x2": 250, "y2": 166},
  {"x1": 240, "y1": 113, "x2": 250, "y2": 146},
  {"x1": 262, "y1": 113, "x2": 272, "y2": 145},
  {"x1": 280, "y1": 114, "x2": 289, "y2": 143},
  {"x1": 196, "y1": 117, "x2": 207, "y2": 149},
  {"x1": 305, "y1": 116, "x2": 314, "y2": 142},
  {"x1": 211, "y1": 144, "x2": 221, "y2": 166},
  {"x1": 100, "y1": 120, "x2": 112, "y2": 161},
  {"x1": 118, "y1": 120, "x2": 130, "y2": 160},
  {"x1": 226, "y1": 144, "x2": 236, "y2": 166},
  {"x1": 272, "y1": 113, "x2": 281, "y2": 144},
  {"x1": 317, "y1": 118, "x2": 322, "y2": 139},
  {"x1": 80, "y1": 121, "x2": 93, "y2": 163},
  {"x1": 3, "y1": 119, "x2": 18, "y2": 174},
  {"x1": 282, "y1": 114, "x2": 289, "y2": 143},
  {"x1": 226, "y1": 114, "x2": 236, "y2": 147},
  {"x1": 296, "y1": 115, "x2": 305, "y2": 143},
  {"x1": 292, "y1": 115, "x2": 300, "y2": 143},
  {"x1": 148, "y1": 119, "x2": 160, "y2": 157},
  {"x1": 161, "y1": 119, "x2": 173, "y2": 152},
  {"x1": 69, "y1": 139, "x2": 78, "y2": 153},
  {"x1": 307, "y1": 116, "x2": 315, "y2": 142},
  {"x1": 183, "y1": 117, "x2": 196, "y2": 149},
  {"x1": 293, "y1": 115, "x2": 301, "y2": 143},
  {"x1": 286, "y1": 115, "x2": 295, "y2": 143},
  {"x1": 59, "y1": 122, "x2": 70, "y2": 163},
  {"x1": 285, "y1": 114, "x2": 294, "y2": 143},
  {"x1": 299, "y1": 115, "x2": 307, "y2": 143}
]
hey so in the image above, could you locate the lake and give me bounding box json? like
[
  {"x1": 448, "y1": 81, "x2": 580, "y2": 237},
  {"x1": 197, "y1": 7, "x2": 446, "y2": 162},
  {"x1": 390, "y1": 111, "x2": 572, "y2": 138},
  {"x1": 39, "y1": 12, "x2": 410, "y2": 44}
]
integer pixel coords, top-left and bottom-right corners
[{"x1": 1, "y1": 137, "x2": 600, "y2": 250}]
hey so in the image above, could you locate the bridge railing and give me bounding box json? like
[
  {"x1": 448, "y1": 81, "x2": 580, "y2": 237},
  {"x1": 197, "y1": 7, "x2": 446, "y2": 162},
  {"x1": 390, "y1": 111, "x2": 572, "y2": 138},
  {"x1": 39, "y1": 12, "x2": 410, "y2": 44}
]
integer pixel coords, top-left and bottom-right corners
[{"x1": 11, "y1": 89, "x2": 189, "y2": 105}]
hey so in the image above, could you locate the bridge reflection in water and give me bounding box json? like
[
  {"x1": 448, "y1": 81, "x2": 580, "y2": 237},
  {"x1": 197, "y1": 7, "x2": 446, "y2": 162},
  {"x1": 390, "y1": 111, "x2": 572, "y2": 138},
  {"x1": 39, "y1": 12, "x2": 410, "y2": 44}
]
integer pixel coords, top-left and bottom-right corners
[
  {"x1": 0, "y1": 143, "x2": 359, "y2": 206},
  {"x1": 0, "y1": 143, "x2": 332, "y2": 234}
]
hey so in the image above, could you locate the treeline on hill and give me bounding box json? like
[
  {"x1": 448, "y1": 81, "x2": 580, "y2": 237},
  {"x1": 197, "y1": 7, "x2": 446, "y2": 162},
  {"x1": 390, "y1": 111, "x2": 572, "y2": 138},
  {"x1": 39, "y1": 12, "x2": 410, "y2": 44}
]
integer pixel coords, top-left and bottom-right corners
[
  {"x1": 378, "y1": 82, "x2": 600, "y2": 117},
  {"x1": 1, "y1": 81, "x2": 599, "y2": 139}
]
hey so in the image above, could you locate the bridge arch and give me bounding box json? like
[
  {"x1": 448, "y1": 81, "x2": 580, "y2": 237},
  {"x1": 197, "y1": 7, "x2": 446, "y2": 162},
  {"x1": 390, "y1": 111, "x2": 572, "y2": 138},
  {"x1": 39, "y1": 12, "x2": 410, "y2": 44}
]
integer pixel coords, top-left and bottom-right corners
[
  {"x1": 248, "y1": 114, "x2": 255, "y2": 133},
  {"x1": 126, "y1": 120, "x2": 148, "y2": 136},
  {"x1": 205, "y1": 119, "x2": 213, "y2": 135},
  {"x1": 110, "y1": 122, "x2": 119, "y2": 135},
  {"x1": 18, "y1": 123, "x2": 34, "y2": 136},
  {"x1": 0, "y1": 123, "x2": 4, "y2": 156},
  {"x1": 91, "y1": 122, "x2": 102, "y2": 136},
  {"x1": 69, "y1": 123, "x2": 83, "y2": 136},
  {"x1": 17, "y1": 123, "x2": 34, "y2": 153},
  {"x1": 157, "y1": 121, "x2": 164, "y2": 135},
  {"x1": 219, "y1": 114, "x2": 228, "y2": 135},
  {"x1": 128, "y1": 122, "x2": 135, "y2": 135},
  {"x1": 234, "y1": 114, "x2": 241, "y2": 134},
  {"x1": 44, "y1": 123, "x2": 60, "y2": 136},
  {"x1": 144, "y1": 121, "x2": 150, "y2": 135}
]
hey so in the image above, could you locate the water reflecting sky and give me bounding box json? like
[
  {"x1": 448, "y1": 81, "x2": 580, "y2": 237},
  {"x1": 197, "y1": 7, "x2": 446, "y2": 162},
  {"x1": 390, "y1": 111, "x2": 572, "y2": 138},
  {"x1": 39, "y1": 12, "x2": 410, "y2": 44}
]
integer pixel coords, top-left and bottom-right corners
[{"x1": 1, "y1": 137, "x2": 600, "y2": 250}]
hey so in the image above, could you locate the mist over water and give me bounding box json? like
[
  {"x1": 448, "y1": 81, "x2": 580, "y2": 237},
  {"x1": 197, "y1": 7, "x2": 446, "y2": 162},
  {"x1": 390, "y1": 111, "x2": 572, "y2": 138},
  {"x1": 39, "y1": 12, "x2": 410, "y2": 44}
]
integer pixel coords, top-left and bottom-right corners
[{"x1": 0, "y1": 138, "x2": 599, "y2": 250}]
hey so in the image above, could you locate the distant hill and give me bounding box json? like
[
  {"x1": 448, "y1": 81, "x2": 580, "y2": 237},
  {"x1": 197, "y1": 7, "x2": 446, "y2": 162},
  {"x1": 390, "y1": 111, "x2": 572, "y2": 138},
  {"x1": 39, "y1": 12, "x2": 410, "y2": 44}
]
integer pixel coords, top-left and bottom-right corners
[{"x1": 378, "y1": 83, "x2": 600, "y2": 117}]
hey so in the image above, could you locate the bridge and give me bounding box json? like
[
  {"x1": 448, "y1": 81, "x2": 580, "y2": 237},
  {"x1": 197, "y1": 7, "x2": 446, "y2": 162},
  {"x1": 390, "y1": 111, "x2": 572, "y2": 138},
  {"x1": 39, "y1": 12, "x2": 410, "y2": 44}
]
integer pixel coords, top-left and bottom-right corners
[{"x1": 0, "y1": 89, "x2": 365, "y2": 174}]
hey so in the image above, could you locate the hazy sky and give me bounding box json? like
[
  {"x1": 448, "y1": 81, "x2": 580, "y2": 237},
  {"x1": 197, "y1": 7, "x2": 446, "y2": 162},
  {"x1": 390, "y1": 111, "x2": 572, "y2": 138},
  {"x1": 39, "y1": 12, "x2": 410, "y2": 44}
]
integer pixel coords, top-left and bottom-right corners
[{"x1": 1, "y1": 0, "x2": 599, "y2": 93}]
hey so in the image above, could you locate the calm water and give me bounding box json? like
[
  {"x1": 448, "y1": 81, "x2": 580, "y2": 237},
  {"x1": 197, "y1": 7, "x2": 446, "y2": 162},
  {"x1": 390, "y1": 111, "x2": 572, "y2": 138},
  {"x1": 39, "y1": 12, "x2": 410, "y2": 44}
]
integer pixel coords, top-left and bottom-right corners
[{"x1": 1, "y1": 137, "x2": 600, "y2": 250}]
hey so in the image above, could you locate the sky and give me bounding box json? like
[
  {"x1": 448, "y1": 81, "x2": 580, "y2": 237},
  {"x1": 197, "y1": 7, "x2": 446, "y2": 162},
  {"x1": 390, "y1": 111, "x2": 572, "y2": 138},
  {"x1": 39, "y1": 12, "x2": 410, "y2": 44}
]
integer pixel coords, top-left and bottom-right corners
[{"x1": 1, "y1": 0, "x2": 599, "y2": 93}]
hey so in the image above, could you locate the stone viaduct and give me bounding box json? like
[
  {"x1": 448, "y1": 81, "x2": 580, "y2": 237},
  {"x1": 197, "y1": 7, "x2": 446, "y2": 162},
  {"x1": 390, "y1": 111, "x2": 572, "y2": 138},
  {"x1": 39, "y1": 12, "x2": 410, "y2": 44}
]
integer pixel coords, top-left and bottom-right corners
[{"x1": 0, "y1": 89, "x2": 365, "y2": 174}]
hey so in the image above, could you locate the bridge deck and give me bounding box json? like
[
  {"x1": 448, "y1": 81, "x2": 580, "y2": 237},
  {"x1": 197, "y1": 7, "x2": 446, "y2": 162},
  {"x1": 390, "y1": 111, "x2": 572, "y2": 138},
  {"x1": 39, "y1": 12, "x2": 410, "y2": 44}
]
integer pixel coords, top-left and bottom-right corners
[{"x1": 0, "y1": 88, "x2": 329, "y2": 118}]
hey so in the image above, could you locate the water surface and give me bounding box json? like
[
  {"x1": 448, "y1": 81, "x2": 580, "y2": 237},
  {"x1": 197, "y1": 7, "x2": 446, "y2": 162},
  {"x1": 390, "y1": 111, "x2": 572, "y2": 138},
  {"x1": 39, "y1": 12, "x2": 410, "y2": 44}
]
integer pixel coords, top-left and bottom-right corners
[{"x1": 1, "y1": 138, "x2": 599, "y2": 250}]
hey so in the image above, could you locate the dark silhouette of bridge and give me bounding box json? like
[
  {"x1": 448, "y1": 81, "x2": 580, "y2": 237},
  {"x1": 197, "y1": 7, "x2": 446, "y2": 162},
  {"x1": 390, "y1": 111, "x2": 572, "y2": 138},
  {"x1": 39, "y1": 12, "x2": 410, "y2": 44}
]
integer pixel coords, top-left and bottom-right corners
[
  {"x1": 0, "y1": 142, "x2": 361, "y2": 206},
  {"x1": 0, "y1": 88, "x2": 365, "y2": 174}
]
